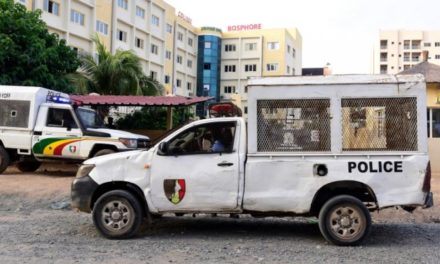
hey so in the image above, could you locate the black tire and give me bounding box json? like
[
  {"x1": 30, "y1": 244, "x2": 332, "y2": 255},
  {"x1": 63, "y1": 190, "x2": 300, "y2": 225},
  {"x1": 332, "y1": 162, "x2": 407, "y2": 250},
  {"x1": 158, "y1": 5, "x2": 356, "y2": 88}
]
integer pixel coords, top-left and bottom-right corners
[
  {"x1": 93, "y1": 149, "x2": 116, "y2": 157},
  {"x1": 93, "y1": 190, "x2": 144, "y2": 239},
  {"x1": 16, "y1": 160, "x2": 41, "y2": 173},
  {"x1": 0, "y1": 146, "x2": 10, "y2": 174},
  {"x1": 318, "y1": 195, "x2": 371, "y2": 246}
]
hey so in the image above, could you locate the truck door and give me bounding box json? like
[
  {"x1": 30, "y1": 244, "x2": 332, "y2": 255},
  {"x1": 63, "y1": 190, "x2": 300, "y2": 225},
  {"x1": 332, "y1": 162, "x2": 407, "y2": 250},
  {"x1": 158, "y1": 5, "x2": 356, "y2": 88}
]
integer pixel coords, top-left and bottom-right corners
[
  {"x1": 32, "y1": 107, "x2": 83, "y2": 159},
  {"x1": 150, "y1": 121, "x2": 241, "y2": 212}
]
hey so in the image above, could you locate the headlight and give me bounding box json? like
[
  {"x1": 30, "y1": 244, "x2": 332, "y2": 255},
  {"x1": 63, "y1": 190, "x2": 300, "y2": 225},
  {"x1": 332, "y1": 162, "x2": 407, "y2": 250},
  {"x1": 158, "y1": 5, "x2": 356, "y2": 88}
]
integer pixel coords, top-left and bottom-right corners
[
  {"x1": 76, "y1": 164, "x2": 95, "y2": 178},
  {"x1": 119, "y1": 138, "x2": 138, "y2": 148}
]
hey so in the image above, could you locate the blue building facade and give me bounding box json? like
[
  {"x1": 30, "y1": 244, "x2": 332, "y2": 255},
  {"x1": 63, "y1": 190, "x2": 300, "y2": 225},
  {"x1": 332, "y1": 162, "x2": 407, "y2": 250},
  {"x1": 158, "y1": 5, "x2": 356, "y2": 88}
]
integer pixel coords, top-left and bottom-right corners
[{"x1": 197, "y1": 30, "x2": 222, "y2": 117}]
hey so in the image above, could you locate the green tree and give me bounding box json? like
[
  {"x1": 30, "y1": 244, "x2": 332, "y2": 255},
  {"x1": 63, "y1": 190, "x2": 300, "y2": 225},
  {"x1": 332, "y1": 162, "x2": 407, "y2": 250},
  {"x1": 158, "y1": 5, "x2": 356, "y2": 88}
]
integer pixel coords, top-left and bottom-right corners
[
  {"x1": 0, "y1": 0, "x2": 80, "y2": 93},
  {"x1": 71, "y1": 36, "x2": 162, "y2": 95}
]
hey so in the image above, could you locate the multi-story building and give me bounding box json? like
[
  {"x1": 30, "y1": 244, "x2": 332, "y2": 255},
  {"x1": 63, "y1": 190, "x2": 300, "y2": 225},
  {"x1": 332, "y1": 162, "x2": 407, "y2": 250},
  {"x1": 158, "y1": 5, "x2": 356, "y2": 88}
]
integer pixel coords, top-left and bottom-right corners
[
  {"x1": 15, "y1": 1, "x2": 302, "y2": 117},
  {"x1": 197, "y1": 27, "x2": 302, "y2": 116},
  {"x1": 375, "y1": 30, "x2": 440, "y2": 74}
]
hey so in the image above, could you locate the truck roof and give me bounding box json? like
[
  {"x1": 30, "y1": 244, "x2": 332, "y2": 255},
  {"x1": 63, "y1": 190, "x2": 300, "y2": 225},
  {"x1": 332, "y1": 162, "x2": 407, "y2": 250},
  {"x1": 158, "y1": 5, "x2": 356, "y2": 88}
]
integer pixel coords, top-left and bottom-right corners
[{"x1": 247, "y1": 74, "x2": 425, "y2": 87}]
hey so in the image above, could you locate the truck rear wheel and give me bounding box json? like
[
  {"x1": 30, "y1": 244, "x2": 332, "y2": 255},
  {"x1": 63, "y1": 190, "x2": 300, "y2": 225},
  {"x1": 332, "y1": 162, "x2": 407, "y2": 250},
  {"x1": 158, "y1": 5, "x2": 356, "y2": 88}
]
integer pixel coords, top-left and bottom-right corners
[
  {"x1": 93, "y1": 190, "x2": 144, "y2": 239},
  {"x1": 0, "y1": 146, "x2": 10, "y2": 174},
  {"x1": 318, "y1": 195, "x2": 371, "y2": 246},
  {"x1": 17, "y1": 160, "x2": 41, "y2": 173}
]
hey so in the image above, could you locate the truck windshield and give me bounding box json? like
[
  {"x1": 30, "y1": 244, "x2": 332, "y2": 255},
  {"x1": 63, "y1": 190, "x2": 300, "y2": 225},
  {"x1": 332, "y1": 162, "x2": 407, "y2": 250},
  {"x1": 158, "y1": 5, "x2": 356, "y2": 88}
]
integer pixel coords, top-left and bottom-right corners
[{"x1": 75, "y1": 108, "x2": 105, "y2": 129}]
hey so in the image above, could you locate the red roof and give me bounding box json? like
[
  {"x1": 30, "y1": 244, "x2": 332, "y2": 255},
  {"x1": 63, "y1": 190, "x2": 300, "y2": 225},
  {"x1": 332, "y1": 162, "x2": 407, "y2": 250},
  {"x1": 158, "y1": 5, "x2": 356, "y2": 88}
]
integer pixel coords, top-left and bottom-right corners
[{"x1": 70, "y1": 95, "x2": 212, "y2": 106}]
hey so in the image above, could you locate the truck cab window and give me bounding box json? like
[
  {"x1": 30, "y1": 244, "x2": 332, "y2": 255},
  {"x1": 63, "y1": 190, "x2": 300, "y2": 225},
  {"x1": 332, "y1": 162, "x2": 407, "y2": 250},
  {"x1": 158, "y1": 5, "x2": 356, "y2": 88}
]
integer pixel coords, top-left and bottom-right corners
[
  {"x1": 47, "y1": 108, "x2": 78, "y2": 129},
  {"x1": 167, "y1": 122, "x2": 236, "y2": 155}
]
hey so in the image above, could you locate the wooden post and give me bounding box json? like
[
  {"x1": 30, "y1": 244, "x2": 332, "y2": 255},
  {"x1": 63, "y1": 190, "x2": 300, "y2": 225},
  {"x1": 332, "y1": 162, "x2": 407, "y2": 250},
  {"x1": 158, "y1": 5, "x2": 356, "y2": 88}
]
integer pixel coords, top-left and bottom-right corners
[{"x1": 167, "y1": 106, "x2": 173, "y2": 130}]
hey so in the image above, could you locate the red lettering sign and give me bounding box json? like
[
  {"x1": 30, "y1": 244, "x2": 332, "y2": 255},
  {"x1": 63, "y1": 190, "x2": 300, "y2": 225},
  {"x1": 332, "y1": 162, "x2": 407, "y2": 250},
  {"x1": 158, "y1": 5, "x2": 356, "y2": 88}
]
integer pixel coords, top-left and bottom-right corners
[{"x1": 227, "y1": 24, "x2": 262, "y2": 32}]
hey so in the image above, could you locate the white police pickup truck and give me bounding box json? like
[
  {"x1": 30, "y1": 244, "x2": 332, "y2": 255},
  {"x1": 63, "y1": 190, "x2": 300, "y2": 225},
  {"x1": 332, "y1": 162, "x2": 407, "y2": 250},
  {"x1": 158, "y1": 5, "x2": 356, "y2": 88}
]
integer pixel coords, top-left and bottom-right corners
[
  {"x1": 72, "y1": 74, "x2": 433, "y2": 245},
  {"x1": 0, "y1": 86, "x2": 149, "y2": 174}
]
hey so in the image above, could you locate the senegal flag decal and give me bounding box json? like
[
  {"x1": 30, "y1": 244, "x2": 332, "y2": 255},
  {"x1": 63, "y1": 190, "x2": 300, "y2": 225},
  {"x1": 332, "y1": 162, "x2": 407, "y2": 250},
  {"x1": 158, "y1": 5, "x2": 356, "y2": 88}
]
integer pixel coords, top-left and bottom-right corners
[
  {"x1": 33, "y1": 138, "x2": 81, "y2": 156},
  {"x1": 164, "y1": 179, "x2": 186, "y2": 204}
]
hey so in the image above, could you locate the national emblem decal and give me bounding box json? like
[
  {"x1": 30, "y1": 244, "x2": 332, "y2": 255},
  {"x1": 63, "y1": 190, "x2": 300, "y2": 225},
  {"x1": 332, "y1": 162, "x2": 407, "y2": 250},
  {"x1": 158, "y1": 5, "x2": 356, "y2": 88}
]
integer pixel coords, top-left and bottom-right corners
[
  {"x1": 164, "y1": 179, "x2": 186, "y2": 204},
  {"x1": 69, "y1": 145, "x2": 77, "y2": 153}
]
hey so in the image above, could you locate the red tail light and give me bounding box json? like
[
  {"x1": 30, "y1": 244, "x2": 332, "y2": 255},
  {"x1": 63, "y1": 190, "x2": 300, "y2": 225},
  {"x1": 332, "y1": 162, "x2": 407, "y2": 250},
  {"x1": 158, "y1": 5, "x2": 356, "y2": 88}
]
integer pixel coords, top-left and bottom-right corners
[{"x1": 422, "y1": 161, "x2": 431, "y2": 192}]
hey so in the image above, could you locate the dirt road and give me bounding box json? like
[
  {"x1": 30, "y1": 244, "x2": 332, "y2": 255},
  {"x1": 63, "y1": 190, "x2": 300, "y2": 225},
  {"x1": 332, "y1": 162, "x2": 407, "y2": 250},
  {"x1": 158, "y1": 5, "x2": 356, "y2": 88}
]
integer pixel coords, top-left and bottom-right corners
[{"x1": 1, "y1": 165, "x2": 440, "y2": 263}]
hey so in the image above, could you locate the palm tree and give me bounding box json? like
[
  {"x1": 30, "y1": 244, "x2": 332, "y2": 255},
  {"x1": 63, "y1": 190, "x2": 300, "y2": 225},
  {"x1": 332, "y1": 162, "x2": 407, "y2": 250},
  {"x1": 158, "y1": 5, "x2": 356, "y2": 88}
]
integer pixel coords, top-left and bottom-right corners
[{"x1": 70, "y1": 35, "x2": 162, "y2": 95}]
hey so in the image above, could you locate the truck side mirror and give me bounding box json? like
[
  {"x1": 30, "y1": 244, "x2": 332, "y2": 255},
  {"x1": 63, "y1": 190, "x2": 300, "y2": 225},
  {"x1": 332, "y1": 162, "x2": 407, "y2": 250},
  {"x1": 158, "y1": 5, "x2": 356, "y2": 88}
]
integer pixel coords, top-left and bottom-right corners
[{"x1": 158, "y1": 141, "x2": 168, "y2": 155}]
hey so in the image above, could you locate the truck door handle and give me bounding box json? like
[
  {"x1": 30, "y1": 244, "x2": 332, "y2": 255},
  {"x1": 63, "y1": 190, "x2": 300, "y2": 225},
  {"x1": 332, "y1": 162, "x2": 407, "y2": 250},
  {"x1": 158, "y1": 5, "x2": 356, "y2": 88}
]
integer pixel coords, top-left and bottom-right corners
[{"x1": 217, "y1": 162, "x2": 233, "y2": 167}]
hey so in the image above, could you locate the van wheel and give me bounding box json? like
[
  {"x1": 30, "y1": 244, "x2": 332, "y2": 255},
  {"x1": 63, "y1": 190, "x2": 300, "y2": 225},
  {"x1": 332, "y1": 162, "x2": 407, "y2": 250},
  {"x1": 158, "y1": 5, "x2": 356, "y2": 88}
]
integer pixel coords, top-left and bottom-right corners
[
  {"x1": 93, "y1": 190, "x2": 144, "y2": 239},
  {"x1": 318, "y1": 195, "x2": 371, "y2": 246},
  {"x1": 0, "y1": 146, "x2": 10, "y2": 174},
  {"x1": 17, "y1": 160, "x2": 41, "y2": 173},
  {"x1": 94, "y1": 149, "x2": 115, "y2": 157}
]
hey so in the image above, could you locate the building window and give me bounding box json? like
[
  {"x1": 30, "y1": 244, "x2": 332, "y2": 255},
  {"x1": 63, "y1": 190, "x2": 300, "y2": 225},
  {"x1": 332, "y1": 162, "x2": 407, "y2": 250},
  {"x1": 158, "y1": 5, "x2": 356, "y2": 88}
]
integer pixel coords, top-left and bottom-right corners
[
  {"x1": 187, "y1": 59, "x2": 193, "y2": 68},
  {"x1": 404, "y1": 64, "x2": 411, "y2": 70},
  {"x1": 117, "y1": 0, "x2": 128, "y2": 10},
  {"x1": 435, "y1": 55, "x2": 440, "y2": 59},
  {"x1": 176, "y1": 79, "x2": 182, "y2": 87},
  {"x1": 166, "y1": 24, "x2": 172, "y2": 33},
  {"x1": 136, "y1": 6, "x2": 145, "y2": 18},
  {"x1": 188, "y1": 38, "x2": 193, "y2": 47},
  {"x1": 135, "y1": 37, "x2": 144, "y2": 49},
  {"x1": 292, "y1": 48, "x2": 296, "y2": 58},
  {"x1": 436, "y1": 42, "x2": 440, "y2": 47},
  {"x1": 70, "y1": 10, "x2": 85, "y2": 26},
  {"x1": 287, "y1": 66, "x2": 290, "y2": 74},
  {"x1": 150, "y1": 71, "x2": 157, "y2": 80},
  {"x1": 43, "y1": 0, "x2": 59, "y2": 16},
  {"x1": 380, "y1": 40, "x2": 387, "y2": 49},
  {"x1": 177, "y1": 55, "x2": 183, "y2": 64},
  {"x1": 117, "y1": 30, "x2": 127, "y2": 42},
  {"x1": 165, "y1": 50, "x2": 172, "y2": 60},
  {"x1": 287, "y1": 45, "x2": 291, "y2": 53},
  {"x1": 151, "y1": 44, "x2": 158, "y2": 55},
  {"x1": 424, "y1": 42, "x2": 431, "y2": 47},
  {"x1": 187, "y1": 82, "x2": 192, "y2": 91},
  {"x1": 164, "y1": 75, "x2": 170, "y2": 84},
  {"x1": 380, "y1": 65, "x2": 387, "y2": 74},
  {"x1": 404, "y1": 40, "x2": 410, "y2": 49},
  {"x1": 245, "y1": 43, "x2": 257, "y2": 51},
  {"x1": 224, "y1": 86, "x2": 236, "y2": 94},
  {"x1": 224, "y1": 65, "x2": 236, "y2": 72},
  {"x1": 177, "y1": 32, "x2": 183, "y2": 41},
  {"x1": 225, "y1": 44, "x2": 236, "y2": 52},
  {"x1": 266, "y1": 63, "x2": 278, "y2": 71},
  {"x1": 96, "y1": 20, "x2": 108, "y2": 35},
  {"x1": 245, "y1": 64, "x2": 257, "y2": 72},
  {"x1": 244, "y1": 107, "x2": 248, "y2": 114},
  {"x1": 151, "y1": 15, "x2": 160, "y2": 26},
  {"x1": 203, "y1": 63, "x2": 211, "y2": 70},
  {"x1": 205, "y1": 42, "x2": 212, "y2": 49},
  {"x1": 267, "y1": 42, "x2": 279, "y2": 50}
]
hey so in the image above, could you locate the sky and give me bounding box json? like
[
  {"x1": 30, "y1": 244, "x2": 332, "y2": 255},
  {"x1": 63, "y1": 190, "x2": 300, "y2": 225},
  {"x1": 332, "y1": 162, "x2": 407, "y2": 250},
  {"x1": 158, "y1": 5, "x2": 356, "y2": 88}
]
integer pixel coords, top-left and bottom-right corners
[{"x1": 165, "y1": 0, "x2": 440, "y2": 74}]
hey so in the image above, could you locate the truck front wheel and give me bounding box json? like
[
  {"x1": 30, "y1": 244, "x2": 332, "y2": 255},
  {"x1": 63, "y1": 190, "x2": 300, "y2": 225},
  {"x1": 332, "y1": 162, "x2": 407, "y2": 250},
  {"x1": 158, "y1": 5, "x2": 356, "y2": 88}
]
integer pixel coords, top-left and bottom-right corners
[
  {"x1": 93, "y1": 190, "x2": 144, "y2": 239},
  {"x1": 318, "y1": 195, "x2": 371, "y2": 246},
  {"x1": 93, "y1": 149, "x2": 115, "y2": 157},
  {"x1": 17, "y1": 160, "x2": 41, "y2": 173},
  {"x1": 0, "y1": 146, "x2": 10, "y2": 174}
]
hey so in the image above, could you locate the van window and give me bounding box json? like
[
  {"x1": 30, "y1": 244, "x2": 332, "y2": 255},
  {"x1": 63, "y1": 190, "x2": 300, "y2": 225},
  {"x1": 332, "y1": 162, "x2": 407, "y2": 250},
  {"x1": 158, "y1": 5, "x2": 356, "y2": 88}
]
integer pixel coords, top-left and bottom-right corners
[
  {"x1": 342, "y1": 97, "x2": 417, "y2": 151},
  {"x1": 47, "y1": 108, "x2": 78, "y2": 129},
  {"x1": 257, "y1": 99, "x2": 331, "y2": 152}
]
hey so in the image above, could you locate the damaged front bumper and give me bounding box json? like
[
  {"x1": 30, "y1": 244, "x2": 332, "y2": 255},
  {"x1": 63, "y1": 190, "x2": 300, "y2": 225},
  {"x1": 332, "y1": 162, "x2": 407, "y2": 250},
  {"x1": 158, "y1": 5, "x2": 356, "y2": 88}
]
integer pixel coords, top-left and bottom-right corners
[
  {"x1": 424, "y1": 192, "x2": 434, "y2": 209},
  {"x1": 71, "y1": 175, "x2": 99, "y2": 213}
]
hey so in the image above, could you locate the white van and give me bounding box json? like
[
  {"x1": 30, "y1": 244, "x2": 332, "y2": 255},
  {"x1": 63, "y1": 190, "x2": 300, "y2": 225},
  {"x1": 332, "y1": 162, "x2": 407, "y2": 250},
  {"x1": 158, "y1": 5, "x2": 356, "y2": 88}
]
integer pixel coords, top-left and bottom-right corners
[
  {"x1": 72, "y1": 74, "x2": 433, "y2": 245},
  {"x1": 0, "y1": 86, "x2": 150, "y2": 173}
]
